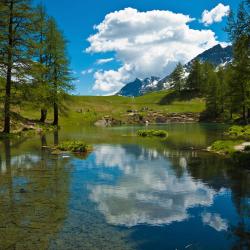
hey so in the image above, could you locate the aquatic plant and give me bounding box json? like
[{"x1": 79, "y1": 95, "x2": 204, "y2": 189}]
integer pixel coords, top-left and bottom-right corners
[
  {"x1": 137, "y1": 129, "x2": 168, "y2": 138},
  {"x1": 57, "y1": 141, "x2": 92, "y2": 153}
]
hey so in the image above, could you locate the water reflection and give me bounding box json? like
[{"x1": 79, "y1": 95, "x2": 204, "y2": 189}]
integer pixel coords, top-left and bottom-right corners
[
  {"x1": 87, "y1": 145, "x2": 220, "y2": 227},
  {"x1": 0, "y1": 136, "x2": 71, "y2": 249},
  {"x1": 0, "y1": 123, "x2": 249, "y2": 249},
  {"x1": 201, "y1": 212, "x2": 228, "y2": 232}
]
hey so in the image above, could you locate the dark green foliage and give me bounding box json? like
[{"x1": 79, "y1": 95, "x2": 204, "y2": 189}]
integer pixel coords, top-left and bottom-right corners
[
  {"x1": 137, "y1": 129, "x2": 168, "y2": 138},
  {"x1": 186, "y1": 59, "x2": 203, "y2": 92},
  {"x1": 169, "y1": 62, "x2": 185, "y2": 93}
]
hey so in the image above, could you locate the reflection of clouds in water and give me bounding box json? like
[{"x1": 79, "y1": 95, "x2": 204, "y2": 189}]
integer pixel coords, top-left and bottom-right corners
[
  {"x1": 0, "y1": 154, "x2": 41, "y2": 174},
  {"x1": 201, "y1": 212, "x2": 228, "y2": 231},
  {"x1": 88, "y1": 145, "x2": 217, "y2": 227}
]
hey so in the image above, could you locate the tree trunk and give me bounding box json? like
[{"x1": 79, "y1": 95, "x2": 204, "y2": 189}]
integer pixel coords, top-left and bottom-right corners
[
  {"x1": 242, "y1": 105, "x2": 247, "y2": 124},
  {"x1": 3, "y1": 68, "x2": 12, "y2": 133},
  {"x1": 54, "y1": 129, "x2": 59, "y2": 146},
  {"x1": 40, "y1": 109, "x2": 47, "y2": 123},
  {"x1": 3, "y1": 1, "x2": 14, "y2": 134},
  {"x1": 247, "y1": 108, "x2": 250, "y2": 124},
  {"x1": 53, "y1": 102, "x2": 58, "y2": 126}
]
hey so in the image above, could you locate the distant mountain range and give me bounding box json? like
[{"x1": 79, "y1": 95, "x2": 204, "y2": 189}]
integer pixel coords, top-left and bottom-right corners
[{"x1": 117, "y1": 44, "x2": 233, "y2": 97}]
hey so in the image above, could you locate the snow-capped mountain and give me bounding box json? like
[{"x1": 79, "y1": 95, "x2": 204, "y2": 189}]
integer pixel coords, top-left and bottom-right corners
[
  {"x1": 117, "y1": 76, "x2": 160, "y2": 97},
  {"x1": 117, "y1": 44, "x2": 233, "y2": 97}
]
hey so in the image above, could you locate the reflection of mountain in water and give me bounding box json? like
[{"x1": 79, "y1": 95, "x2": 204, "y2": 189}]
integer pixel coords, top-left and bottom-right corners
[{"x1": 88, "y1": 145, "x2": 220, "y2": 227}]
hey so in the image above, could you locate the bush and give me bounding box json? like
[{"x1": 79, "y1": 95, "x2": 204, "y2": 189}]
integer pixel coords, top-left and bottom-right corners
[
  {"x1": 226, "y1": 125, "x2": 250, "y2": 139},
  {"x1": 244, "y1": 145, "x2": 250, "y2": 151},
  {"x1": 210, "y1": 140, "x2": 243, "y2": 154},
  {"x1": 57, "y1": 141, "x2": 92, "y2": 153},
  {"x1": 137, "y1": 129, "x2": 168, "y2": 138}
]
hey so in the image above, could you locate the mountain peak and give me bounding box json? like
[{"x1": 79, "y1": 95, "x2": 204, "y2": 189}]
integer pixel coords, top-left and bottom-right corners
[{"x1": 117, "y1": 44, "x2": 233, "y2": 97}]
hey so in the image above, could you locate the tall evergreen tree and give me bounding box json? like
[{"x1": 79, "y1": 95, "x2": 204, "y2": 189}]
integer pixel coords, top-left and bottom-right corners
[
  {"x1": 30, "y1": 4, "x2": 50, "y2": 123},
  {"x1": 169, "y1": 62, "x2": 185, "y2": 93},
  {"x1": 186, "y1": 59, "x2": 203, "y2": 92},
  {"x1": 226, "y1": 0, "x2": 250, "y2": 122},
  {"x1": 45, "y1": 18, "x2": 73, "y2": 126},
  {"x1": 0, "y1": 0, "x2": 34, "y2": 133}
]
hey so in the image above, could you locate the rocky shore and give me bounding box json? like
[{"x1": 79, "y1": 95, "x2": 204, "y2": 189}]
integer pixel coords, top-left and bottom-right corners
[{"x1": 95, "y1": 111, "x2": 200, "y2": 127}]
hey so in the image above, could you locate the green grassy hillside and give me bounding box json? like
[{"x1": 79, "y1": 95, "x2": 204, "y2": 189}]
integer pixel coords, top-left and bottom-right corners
[{"x1": 1, "y1": 90, "x2": 205, "y2": 128}]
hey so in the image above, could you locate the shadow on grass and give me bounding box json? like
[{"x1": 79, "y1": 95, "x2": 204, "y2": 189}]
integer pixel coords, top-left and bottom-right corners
[{"x1": 158, "y1": 90, "x2": 200, "y2": 105}]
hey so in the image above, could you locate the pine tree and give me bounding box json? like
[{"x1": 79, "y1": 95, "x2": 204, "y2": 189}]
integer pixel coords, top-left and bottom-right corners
[
  {"x1": 45, "y1": 18, "x2": 73, "y2": 126},
  {"x1": 186, "y1": 59, "x2": 203, "y2": 92},
  {"x1": 30, "y1": 4, "x2": 50, "y2": 123},
  {"x1": 0, "y1": 0, "x2": 34, "y2": 133},
  {"x1": 169, "y1": 62, "x2": 185, "y2": 93},
  {"x1": 226, "y1": 0, "x2": 250, "y2": 122}
]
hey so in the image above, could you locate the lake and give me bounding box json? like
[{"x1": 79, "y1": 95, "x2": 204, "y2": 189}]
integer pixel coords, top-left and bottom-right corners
[{"x1": 0, "y1": 123, "x2": 249, "y2": 250}]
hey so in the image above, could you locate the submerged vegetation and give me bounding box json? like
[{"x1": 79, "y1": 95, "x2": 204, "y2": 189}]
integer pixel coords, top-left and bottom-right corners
[{"x1": 137, "y1": 129, "x2": 168, "y2": 138}]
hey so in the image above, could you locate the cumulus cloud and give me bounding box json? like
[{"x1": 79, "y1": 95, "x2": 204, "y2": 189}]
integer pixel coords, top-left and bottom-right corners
[
  {"x1": 202, "y1": 212, "x2": 228, "y2": 231},
  {"x1": 96, "y1": 58, "x2": 114, "y2": 65},
  {"x1": 87, "y1": 145, "x2": 217, "y2": 227},
  {"x1": 201, "y1": 3, "x2": 230, "y2": 26},
  {"x1": 86, "y1": 8, "x2": 220, "y2": 94}
]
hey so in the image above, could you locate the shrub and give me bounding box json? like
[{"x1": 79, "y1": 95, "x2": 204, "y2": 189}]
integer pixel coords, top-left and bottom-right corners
[
  {"x1": 226, "y1": 125, "x2": 250, "y2": 139},
  {"x1": 210, "y1": 140, "x2": 243, "y2": 154},
  {"x1": 226, "y1": 125, "x2": 244, "y2": 138}
]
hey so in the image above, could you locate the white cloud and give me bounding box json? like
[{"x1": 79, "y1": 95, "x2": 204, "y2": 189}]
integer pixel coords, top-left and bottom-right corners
[
  {"x1": 93, "y1": 64, "x2": 133, "y2": 92},
  {"x1": 87, "y1": 145, "x2": 217, "y2": 227},
  {"x1": 201, "y1": 3, "x2": 230, "y2": 26},
  {"x1": 96, "y1": 58, "x2": 114, "y2": 65},
  {"x1": 202, "y1": 212, "x2": 228, "y2": 231},
  {"x1": 81, "y1": 68, "x2": 94, "y2": 75},
  {"x1": 86, "y1": 8, "x2": 220, "y2": 94}
]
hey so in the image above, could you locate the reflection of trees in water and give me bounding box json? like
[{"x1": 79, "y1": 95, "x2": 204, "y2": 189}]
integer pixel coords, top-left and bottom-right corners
[
  {"x1": 187, "y1": 154, "x2": 250, "y2": 249},
  {"x1": 0, "y1": 136, "x2": 71, "y2": 249}
]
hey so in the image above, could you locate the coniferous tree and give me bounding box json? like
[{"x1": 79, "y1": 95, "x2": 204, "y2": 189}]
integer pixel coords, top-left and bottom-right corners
[
  {"x1": 226, "y1": 1, "x2": 250, "y2": 122},
  {"x1": 186, "y1": 59, "x2": 203, "y2": 92},
  {"x1": 0, "y1": 0, "x2": 34, "y2": 133},
  {"x1": 169, "y1": 62, "x2": 185, "y2": 93},
  {"x1": 32, "y1": 4, "x2": 50, "y2": 123},
  {"x1": 45, "y1": 18, "x2": 73, "y2": 126}
]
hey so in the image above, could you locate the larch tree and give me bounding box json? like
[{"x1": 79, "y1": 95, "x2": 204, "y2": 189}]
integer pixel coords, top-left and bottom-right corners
[
  {"x1": 0, "y1": 0, "x2": 34, "y2": 133},
  {"x1": 45, "y1": 17, "x2": 73, "y2": 126},
  {"x1": 226, "y1": 1, "x2": 250, "y2": 122},
  {"x1": 31, "y1": 4, "x2": 50, "y2": 123},
  {"x1": 186, "y1": 59, "x2": 203, "y2": 92},
  {"x1": 169, "y1": 62, "x2": 185, "y2": 93}
]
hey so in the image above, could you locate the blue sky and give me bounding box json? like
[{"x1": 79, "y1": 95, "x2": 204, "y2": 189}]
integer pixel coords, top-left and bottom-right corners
[{"x1": 35, "y1": 0, "x2": 241, "y2": 96}]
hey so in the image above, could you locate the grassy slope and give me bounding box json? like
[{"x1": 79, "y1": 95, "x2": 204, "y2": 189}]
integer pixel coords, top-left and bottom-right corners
[{"x1": 1, "y1": 90, "x2": 205, "y2": 127}]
